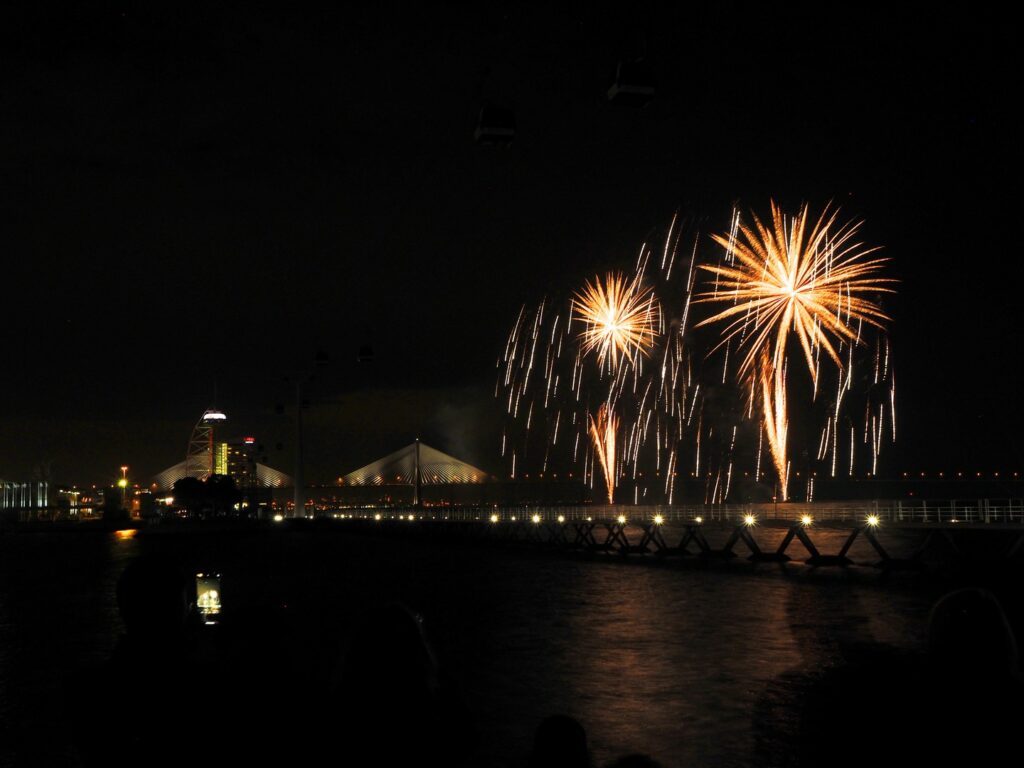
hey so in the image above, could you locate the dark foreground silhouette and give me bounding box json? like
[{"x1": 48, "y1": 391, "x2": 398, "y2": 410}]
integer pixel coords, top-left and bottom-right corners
[
  {"x1": 66, "y1": 557, "x2": 1023, "y2": 768},
  {"x1": 796, "y1": 587, "x2": 1023, "y2": 768},
  {"x1": 68, "y1": 555, "x2": 216, "y2": 767}
]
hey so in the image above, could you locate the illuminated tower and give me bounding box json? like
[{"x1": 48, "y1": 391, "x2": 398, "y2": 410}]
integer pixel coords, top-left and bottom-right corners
[{"x1": 184, "y1": 409, "x2": 227, "y2": 480}]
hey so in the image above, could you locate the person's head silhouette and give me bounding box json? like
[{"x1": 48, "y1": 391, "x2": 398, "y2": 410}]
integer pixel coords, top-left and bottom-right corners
[
  {"x1": 116, "y1": 555, "x2": 189, "y2": 641},
  {"x1": 928, "y1": 588, "x2": 1019, "y2": 681}
]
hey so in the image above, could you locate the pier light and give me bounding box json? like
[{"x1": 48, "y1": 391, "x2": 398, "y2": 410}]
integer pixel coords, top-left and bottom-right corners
[
  {"x1": 490, "y1": 514, "x2": 499, "y2": 524},
  {"x1": 653, "y1": 515, "x2": 664, "y2": 525},
  {"x1": 557, "y1": 515, "x2": 565, "y2": 523},
  {"x1": 511, "y1": 516, "x2": 517, "y2": 522},
  {"x1": 866, "y1": 514, "x2": 880, "y2": 528},
  {"x1": 801, "y1": 515, "x2": 813, "y2": 527},
  {"x1": 398, "y1": 515, "x2": 405, "y2": 520},
  {"x1": 617, "y1": 515, "x2": 627, "y2": 525},
  {"x1": 531, "y1": 514, "x2": 541, "y2": 524},
  {"x1": 694, "y1": 516, "x2": 703, "y2": 524},
  {"x1": 586, "y1": 516, "x2": 592, "y2": 522},
  {"x1": 374, "y1": 514, "x2": 382, "y2": 521},
  {"x1": 743, "y1": 514, "x2": 757, "y2": 527},
  {"x1": 273, "y1": 514, "x2": 284, "y2": 522},
  {"x1": 408, "y1": 514, "x2": 415, "y2": 521}
]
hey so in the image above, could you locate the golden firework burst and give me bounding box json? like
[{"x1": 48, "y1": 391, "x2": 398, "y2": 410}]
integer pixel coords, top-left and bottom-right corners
[
  {"x1": 572, "y1": 272, "x2": 659, "y2": 371},
  {"x1": 697, "y1": 201, "x2": 895, "y2": 499}
]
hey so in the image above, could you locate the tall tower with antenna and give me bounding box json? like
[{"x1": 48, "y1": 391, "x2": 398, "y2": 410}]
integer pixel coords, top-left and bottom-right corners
[{"x1": 184, "y1": 408, "x2": 227, "y2": 480}]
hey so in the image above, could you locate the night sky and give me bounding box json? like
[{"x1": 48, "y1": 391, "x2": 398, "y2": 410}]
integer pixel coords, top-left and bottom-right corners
[{"x1": 2, "y1": 6, "x2": 1018, "y2": 486}]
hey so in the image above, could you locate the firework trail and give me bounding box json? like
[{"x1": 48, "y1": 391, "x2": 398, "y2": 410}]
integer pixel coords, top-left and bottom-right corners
[
  {"x1": 497, "y1": 216, "x2": 705, "y2": 504},
  {"x1": 696, "y1": 201, "x2": 895, "y2": 500},
  {"x1": 589, "y1": 401, "x2": 619, "y2": 504}
]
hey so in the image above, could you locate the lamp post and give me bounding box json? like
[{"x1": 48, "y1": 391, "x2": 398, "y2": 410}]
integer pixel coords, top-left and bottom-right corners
[
  {"x1": 293, "y1": 375, "x2": 308, "y2": 518},
  {"x1": 118, "y1": 466, "x2": 129, "y2": 509}
]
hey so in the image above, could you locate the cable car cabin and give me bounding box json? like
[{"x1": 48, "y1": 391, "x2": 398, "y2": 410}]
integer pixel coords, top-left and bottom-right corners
[
  {"x1": 474, "y1": 105, "x2": 516, "y2": 145},
  {"x1": 607, "y1": 59, "x2": 655, "y2": 106}
]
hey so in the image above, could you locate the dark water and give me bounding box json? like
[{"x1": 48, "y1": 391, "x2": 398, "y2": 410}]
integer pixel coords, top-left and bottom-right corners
[{"x1": 0, "y1": 526, "x2": 948, "y2": 767}]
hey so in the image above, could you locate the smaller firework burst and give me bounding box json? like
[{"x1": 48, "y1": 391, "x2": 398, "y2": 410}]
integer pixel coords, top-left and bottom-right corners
[{"x1": 572, "y1": 272, "x2": 659, "y2": 371}]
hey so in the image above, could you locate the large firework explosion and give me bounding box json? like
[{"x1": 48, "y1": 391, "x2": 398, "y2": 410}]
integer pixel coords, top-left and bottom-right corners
[
  {"x1": 497, "y1": 204, "x2": 895, "y2": 504},
  {"x1": 697, "y1": 201, "x2": 895, "y2": 501}
]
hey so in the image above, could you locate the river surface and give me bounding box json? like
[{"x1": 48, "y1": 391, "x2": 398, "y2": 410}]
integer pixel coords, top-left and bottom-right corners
[{"x1": 0, "y1": 525, "x2": 971, "y2": 767}]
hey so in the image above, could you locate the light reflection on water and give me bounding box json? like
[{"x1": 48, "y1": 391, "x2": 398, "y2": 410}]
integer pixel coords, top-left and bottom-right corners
[{"x1": 0, "y1": 528, "x2": 932, "y2": 767}]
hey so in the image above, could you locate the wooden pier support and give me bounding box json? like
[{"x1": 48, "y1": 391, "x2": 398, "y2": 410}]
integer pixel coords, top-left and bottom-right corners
[
  {"x1": 777, "y1": 523, "x2": 820, "y2": 562},
  {"x1": 571, "y1": 521, "x2": 599, "y2": 550},
  {"x1": 637, "y1": 523, "x2": 670, "y2": 556},
  {"x1": 836, "y1": 525, "x2": 905, "y2": 568},
  {"x1": 676, "y1": 524, "x2": 711, "y2": 556},
  {"x1": 706, "y1": 524, "x2": 753, "y2": 559}
]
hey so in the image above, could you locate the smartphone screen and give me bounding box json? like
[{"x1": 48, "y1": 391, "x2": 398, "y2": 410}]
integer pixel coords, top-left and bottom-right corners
[{"x1": 195, "y1": 573, "x2": 222, "y2": 624}]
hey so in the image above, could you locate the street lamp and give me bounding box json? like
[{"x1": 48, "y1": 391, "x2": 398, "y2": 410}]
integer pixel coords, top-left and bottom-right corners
[{"x1": 118, "y1": 466, "x2": 129, "y2": 509}]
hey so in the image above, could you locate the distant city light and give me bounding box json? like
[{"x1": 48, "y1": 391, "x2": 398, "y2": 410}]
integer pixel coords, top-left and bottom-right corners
[
  {"x1": 114, "y1": 529, "x2": 136, "y2": 539},
  {"x1": 653, "y1": 515, "x2": 664, "y2": 525},
  {"x1": 202, "y1": 410, "x2": 227, "y2": 421},
  {"x1": 273, "y1": 514, "x2": 284, "y2": 522},
  {"x1": 616, "y1": 515, "x2": 627, "y2": 525},
  {"x1": 694, "y1": 516, "x2": 703, "y2": 524},
  {"x1": 490, "y1": 514, "x2": 499, "y2": 523},
  {"x1": 557, "y1": 515, "x2": 565, "y2": 523},
  {"x1": 531, "y1": 514, "x2": 541, "y2": 524},
  {"x1": 866, "y1": 514, "x2": 880, "y2": 528},
  {"x1": 801, "y1": 515, "x2": 813, "y2": 526},
  {"x1": 743, "y1": 514, "x2": 757, "y2": 527}
]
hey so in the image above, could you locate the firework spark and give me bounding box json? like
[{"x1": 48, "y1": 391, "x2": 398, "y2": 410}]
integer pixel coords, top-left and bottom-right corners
[
  {"x1": 589, "y1": 401, "x2": 618, "y2": 504},
  {"x1": 697, "y1": 201, "x2": 894, "y2": 499},
  {"x1": 572, "y1": 272, "x2": 659, "y2": 371}
]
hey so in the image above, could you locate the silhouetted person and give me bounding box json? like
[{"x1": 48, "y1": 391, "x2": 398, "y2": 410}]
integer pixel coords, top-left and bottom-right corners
[
  {"x1": 927, "y1": 587, "x2": 1019, "y2": 681},
  {"x1": 332, "y1": 602, "x2": 475, "y2": 766},
  {"x1": 70, "y1": 555, "x2": 213, "y2": 768},
  {"x1": 798, "y1": 588, "x2": 1023, "y2": 768},
  {"x1": 115, "y1": 555, "x2": 190, "y2": 650},
  {"x1": 606, "y1": 755, "x2": 662, "y2": 768},
  {"x1": 528, "y1": 715, "x2": 591, "y2": 768},
  {"x1": 914, "y1": 588, "x2": 1023, "y2": 765}
]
